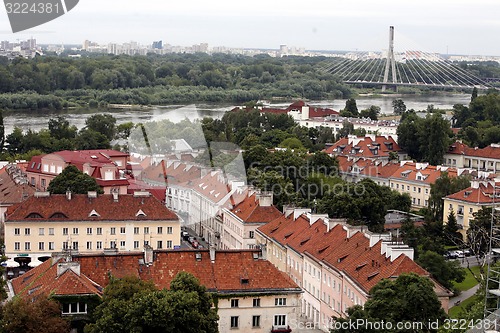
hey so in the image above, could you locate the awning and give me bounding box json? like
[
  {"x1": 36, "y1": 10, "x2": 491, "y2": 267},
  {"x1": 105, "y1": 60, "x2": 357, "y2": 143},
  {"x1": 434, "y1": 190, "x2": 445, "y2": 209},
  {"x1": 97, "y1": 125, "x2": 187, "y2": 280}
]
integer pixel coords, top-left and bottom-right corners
[
  {"x1": 1, "y1": 258, "x2": 20, "y2": 268},
  {"x1": 28, "y1": 258, "x2": 43, "y2": 268}
]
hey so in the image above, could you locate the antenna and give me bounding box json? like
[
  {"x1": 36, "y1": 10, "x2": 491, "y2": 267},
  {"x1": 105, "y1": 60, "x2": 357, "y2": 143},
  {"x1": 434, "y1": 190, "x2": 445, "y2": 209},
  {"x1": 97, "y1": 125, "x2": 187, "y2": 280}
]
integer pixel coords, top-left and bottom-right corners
[{"x1": 484, "y1": 183, "x2": 500, "y2": 324}]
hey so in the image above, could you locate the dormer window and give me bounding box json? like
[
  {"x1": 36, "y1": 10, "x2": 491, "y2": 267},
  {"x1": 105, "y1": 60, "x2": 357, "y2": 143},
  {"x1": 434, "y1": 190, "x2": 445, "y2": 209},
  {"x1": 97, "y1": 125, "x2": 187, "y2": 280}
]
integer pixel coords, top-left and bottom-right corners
[
  {"x1": 26, "y1": 213, "x2": 43, "y2": 219},
  {"x1": 136, "y1": 209, "x2": 147, "y2": 217},
  {"x1": 89, "y1": 209, "x2": 100, "y2": 217}
]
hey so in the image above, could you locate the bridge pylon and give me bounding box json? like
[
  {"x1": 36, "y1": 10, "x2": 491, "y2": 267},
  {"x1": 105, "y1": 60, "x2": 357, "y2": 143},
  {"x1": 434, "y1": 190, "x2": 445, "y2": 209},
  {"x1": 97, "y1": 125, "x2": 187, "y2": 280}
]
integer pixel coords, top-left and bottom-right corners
[{"x1": 382, "y1": 26, "x2": 398, "y2": 92}]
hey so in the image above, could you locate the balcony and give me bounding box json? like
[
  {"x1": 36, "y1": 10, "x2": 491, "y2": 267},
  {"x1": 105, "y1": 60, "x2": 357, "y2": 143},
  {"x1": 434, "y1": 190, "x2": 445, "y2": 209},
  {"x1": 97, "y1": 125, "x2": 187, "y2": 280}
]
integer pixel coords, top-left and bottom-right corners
[{"x1": 271, "y1": 326, "x2": 292, "y2": 333}]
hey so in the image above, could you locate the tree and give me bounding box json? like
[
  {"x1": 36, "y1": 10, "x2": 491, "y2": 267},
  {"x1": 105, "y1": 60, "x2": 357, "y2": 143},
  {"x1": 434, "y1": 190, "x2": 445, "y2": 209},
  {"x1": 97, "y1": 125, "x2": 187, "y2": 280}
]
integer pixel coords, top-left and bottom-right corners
[
  {"x1": 342, "y1": 98, "x2": 359, "y2": 117},
  {"x1": 85, "y1": 114, "x2": 117, "y2": 141},
  {"x1": 392, "y1": 98, "x2": 407, "y2": 115},
  {"x1": 337, "y1": 120, "x2": 354, "y2": 139},
  {"x1": 429, "y1": 173, "x2": 470, "y2": 222},
  {"x1": 444, "y1": 209, "x2": 462, "y2": 245},
  {"x1": 75, "y1": 128, "x2": 111, "y2": 150},
  {"x1": 47, "y1": 165, "x2": 102, "y2": 194},
  {"x1": 471, "y1": 87, "x2": 478, "y2": 102},
  {"x1": 332, "y1": 273, "x2": 446, "y2": 333},
  {"x1": 85, "y1": 273, "x2": 218, "y2": 333},
  {"x1": 48, "y1": 116, "x2": 77, "y2": 141},
  {"x1": 359, "y1": 105, "x2": 380, "y2": 120},
  {"x1": 1, "y1": 297, "x2": 70, "y2": 333},
  {"x1": 467, "y1": 207, "x2": 498, "y2": 258},
  {"x1": 6, "y1": 126, "x2": 24, "y2": 154},
  {"x1": 416, "y1": 250, "x2": 465, "y2": 291}
]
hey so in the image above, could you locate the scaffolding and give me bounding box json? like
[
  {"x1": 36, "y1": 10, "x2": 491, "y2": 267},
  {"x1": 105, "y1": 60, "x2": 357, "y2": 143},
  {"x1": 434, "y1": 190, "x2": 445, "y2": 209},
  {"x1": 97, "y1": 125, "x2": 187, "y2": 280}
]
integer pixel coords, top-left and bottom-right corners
[{"x1": 483, "y1": 183, "x2": 500, "y2": 332}]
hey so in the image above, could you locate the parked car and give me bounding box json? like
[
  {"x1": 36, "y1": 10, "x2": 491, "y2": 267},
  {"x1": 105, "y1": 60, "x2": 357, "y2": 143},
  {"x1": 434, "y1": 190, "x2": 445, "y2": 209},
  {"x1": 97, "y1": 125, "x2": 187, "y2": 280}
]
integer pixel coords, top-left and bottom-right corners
[{"x1": 444, "y1": 251, "x2": 459, "y2": 259}]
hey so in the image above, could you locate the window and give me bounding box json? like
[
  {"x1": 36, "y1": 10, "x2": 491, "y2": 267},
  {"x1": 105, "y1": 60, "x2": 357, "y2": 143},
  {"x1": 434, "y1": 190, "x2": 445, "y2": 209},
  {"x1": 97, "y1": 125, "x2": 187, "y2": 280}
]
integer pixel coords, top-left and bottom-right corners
[
  {"x1": 49, "y1": 228, "x2": 54, "y2": 235},
  {"x1": 253, "y1": 298, "x2": 260, "y2": 307},
  {"x1": 49, "y1": 242, "x2": 54, "y2": 250},
  {"x1": 110, "y1": 241, "x2": 116, "y2": 249},
  {"x1": 274, "y1": 315, "x2": 286, "y2": 326},
  {"x1": 110, "y1": 227, "x2": 116, "y2": 235},
  {"x1": 73, "y1": 228, "x2": 79, "y2": 235},
  {"x1": 14, "y1": 242, "x2": 20, "y2": 250},
  {"x1": 120, "y1": 227, "x2": 126, "y2": 234},
  {"x1": 96, "y1": 227, "x2": 102, "y2": 235},
  {"x1": 134, "y1": 227, "x2": 139, "y2": 234},
  {"x1": 25, "y1": 242, "x2": 30, "y2": 251},
  {"x1": 14, "y1": 228, "x2": 20, "y2": 235},
  {"x1": 87, "y1": 227, "x2": 92, "y2": 235},
  {"x1": 41, "y1": 178, "x2": 46, "y2": 188},
  {"x1": 157, "y1": 241, "x2": 163, "y2": 249},
  {"x1": 72, "y1": 241, "x2": 78, "y2": 250},
  {"x1": 231, "y1": 299, "x2": 239, "y2": 308},
  {"x1": 230, "y1": 316, "x2": 239, "y2": 328},
  {"x1": 25, "y1": 228, "x2": 30, "y2": 235},
  {"x1": 252, "y1": 315, "x2": 260, "y2": 328},
  {"x1": 134, "y1": 241, "x2": 140, "y2": 249},
  {"x1": 39, "y1": 228, "x2": 44, "y2": 236},
  {"x1": 96, "y1": 241, "x2": 102, "y2": 250},
  {"x1": 249, "y1": 231, "x2": 254, "y2": 238},
  {"x1": 275, "y1": 297, "x2": 286, "y2": 306},
  {"x1": 63, "y1": 228, "x2": 68, "y2": 235},
  {"x1": 38, "y1": 242, "x2": 44, "y2": 250},
  {"x1": 167, "y1": 226, "x2": 173, "y2": 234},
  {"x1": 167, "y1": 240, "x2": 173, "y2": 249},
  {"x1": 87, "y1": 241, "x2": 92, "y2": 250},
  {"x1": 144, "y1": 227, "x2": 149, "y2": 234},
  {"x1": 63, "y1": 241, "x2": 69, "y2": 250},
  {"x1": 157, "y1": 227, "x2": 163, "y2": 234},
  {"x1": 62, "y1": 302, "x2": 87, "y2": 314},
  {"x1": 120, "y1": 241, "x2": 126, "y2": 248}
]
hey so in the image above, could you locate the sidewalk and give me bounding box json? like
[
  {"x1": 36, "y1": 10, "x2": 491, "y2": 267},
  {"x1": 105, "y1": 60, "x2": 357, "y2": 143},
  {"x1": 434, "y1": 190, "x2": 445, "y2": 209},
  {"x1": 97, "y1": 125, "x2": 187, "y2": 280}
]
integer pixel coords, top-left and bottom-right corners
[{"x1": 449, "y1": 284, "x2": 481, "y2": 309}]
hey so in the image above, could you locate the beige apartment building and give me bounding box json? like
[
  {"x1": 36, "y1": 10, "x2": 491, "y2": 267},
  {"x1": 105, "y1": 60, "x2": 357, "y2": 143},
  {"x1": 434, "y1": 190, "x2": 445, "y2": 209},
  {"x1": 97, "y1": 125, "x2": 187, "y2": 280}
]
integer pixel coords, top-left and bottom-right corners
[
  {"x1": 10, "y1": 249, "x2": 302, "y2": 333},
  {"x1": 443, "y1": 141, "x2": 500, "y2": 173},
  {"x1": 4, "y1": 191, "x2": 180, "y2": 266},
  {"x1": 256, "y1": 208, "x2": 451, "y2": 331},
  {"x1": 443, "y1": 181, "x2": 499, "y2": 237}
]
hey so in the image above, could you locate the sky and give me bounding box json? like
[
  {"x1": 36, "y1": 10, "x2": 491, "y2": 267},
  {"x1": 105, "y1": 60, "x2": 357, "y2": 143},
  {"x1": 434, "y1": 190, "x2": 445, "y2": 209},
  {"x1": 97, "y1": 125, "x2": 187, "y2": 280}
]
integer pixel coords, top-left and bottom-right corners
[{"x1": 1, "y1": 0, "x2": 500, "y2": 56}]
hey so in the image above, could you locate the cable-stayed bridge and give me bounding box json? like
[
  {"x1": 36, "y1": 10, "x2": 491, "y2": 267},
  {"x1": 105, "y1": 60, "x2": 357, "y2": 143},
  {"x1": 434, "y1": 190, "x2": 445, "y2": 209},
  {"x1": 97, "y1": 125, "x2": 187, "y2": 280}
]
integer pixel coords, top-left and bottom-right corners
[{"x1": 322, "y1": 26, "x2": 492, "y2": 91}]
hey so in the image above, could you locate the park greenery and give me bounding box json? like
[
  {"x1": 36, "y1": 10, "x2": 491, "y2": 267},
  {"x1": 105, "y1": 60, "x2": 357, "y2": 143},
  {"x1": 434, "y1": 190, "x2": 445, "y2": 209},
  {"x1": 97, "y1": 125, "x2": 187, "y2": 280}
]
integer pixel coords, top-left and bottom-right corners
[
  {"x1": 332, "y1": 273, "x2": 447, "y2": 333},
  {"x1": 0, "y1": 53, "x2": 352, "y2": 109},
  {"x1": 0, "y1": 272, "x2": 218, "y2": 333}
]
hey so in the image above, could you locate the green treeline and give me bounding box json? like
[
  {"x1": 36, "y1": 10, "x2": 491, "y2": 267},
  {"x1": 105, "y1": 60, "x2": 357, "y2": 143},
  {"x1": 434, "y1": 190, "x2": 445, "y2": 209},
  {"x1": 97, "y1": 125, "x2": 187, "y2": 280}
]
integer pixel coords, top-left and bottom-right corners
[{"x1": 0, "y1": 53, "x2": 352, "y2": 109}]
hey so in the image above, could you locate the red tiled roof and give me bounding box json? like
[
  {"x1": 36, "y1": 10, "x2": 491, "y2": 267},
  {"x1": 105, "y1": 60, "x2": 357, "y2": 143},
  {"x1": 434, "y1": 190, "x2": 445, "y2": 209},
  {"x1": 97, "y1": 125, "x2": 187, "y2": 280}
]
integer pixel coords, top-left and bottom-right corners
[
  {"x1": 11, "y1": 258, "x2": 102, "y2": 299},
  {"x1": 6, "y1": 193, "x2": 178, "y2": 221},
  {"x1": 0, "y1": 166, "x2": 36, "y2": 205},
  {"x1": 447, "y1": 141, "x2": 500, "y2": 160},
  {"x1": 230, "y1": 194, "x2": 282, "y2": 223},
  {"x1": 445, "y1": 182, "x2": 499, "y2": 204},
  {"x1": 258, "y1": 212, "x2": 431, "y2": 293},
  {"x1": 324, "y1": 135, "x2": 402, "y2": 158},
  {"x1": 72, "y1": 250, "x2": 301, "y2": 294}
]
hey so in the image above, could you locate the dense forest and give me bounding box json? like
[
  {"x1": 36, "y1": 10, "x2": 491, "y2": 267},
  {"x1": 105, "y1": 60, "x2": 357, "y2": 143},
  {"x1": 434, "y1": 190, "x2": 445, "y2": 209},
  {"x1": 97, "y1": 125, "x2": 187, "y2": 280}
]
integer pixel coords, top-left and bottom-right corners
[{"x1": 0, "y1": 53, "x2": 352, "y2": 109}]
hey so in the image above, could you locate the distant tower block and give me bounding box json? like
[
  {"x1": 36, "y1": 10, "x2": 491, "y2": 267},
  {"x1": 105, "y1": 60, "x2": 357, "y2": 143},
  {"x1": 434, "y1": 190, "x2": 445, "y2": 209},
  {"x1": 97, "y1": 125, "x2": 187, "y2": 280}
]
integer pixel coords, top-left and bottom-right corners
[{"x1": 382, "y1": 26, "x2": 398, "y2": 92}]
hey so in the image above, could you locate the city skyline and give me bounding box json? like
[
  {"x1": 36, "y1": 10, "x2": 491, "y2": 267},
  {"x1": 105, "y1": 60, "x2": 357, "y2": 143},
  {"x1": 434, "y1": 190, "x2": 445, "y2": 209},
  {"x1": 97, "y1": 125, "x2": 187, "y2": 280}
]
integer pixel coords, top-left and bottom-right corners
[{"x1": 1, "y1": 0, "x2": 500, "y2": 56}]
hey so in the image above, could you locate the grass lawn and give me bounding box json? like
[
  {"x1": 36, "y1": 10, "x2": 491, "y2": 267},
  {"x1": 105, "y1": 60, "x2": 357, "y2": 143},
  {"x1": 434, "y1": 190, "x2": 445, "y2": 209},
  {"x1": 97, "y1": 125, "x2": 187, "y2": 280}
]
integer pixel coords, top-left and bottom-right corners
[
  {"x1": 449, "y1": 295, "x2": 481, "y2": 318},
  {"x1": 453, "y1": 265, "x2": 482, "y2": 292}
]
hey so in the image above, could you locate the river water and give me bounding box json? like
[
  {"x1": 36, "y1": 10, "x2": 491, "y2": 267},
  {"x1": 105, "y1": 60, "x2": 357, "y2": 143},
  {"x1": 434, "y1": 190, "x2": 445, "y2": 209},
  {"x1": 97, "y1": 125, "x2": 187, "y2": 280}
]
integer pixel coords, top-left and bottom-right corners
[{"x1": 3, "y1": 93, "x2": 472, "y2": 135}]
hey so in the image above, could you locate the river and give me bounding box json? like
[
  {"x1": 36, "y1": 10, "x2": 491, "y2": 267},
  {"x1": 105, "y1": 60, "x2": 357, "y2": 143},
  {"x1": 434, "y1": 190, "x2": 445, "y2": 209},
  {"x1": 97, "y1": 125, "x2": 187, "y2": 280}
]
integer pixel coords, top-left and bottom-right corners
[{"x1": 3, "y1": 93, "x2": 471, "y2": 135}]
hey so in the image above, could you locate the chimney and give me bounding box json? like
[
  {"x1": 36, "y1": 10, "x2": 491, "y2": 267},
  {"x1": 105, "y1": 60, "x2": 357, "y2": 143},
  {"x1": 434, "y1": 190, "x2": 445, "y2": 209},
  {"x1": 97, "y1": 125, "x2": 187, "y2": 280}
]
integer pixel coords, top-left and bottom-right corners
[
  {"x1": 209, "y1": 244, "x2": 216, "y2": 263},
  {"x1": 306, "y1": 213, "x2": 329, "y2": 225},
  {"x1": 66, "y1": 189, "x2": 72, "y2": 200},
  {"x1": 283, "y1": 205, "x2": 295, "y2": 218},
  {"x1": 256, "y1": 191, "x2": 273, "y2": 207},
  {"x1": 144, "y1": 244, "x2": 154, "y2": 265},
  {"x1": 57, "y1": 261, "x2": 80, "y2": 277},
  {"x1": 260, "y1": 244, "x2": 267, "y2": 260},
  {"x1": 87, "y1": 191, "x2": 98, "y2": 198},
  {"x1": 112, "y1": 191, "x2": 119, "y2": 202},
  {"x1": 293, "y1": 208, "x2": 311, "y2": 221}
]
